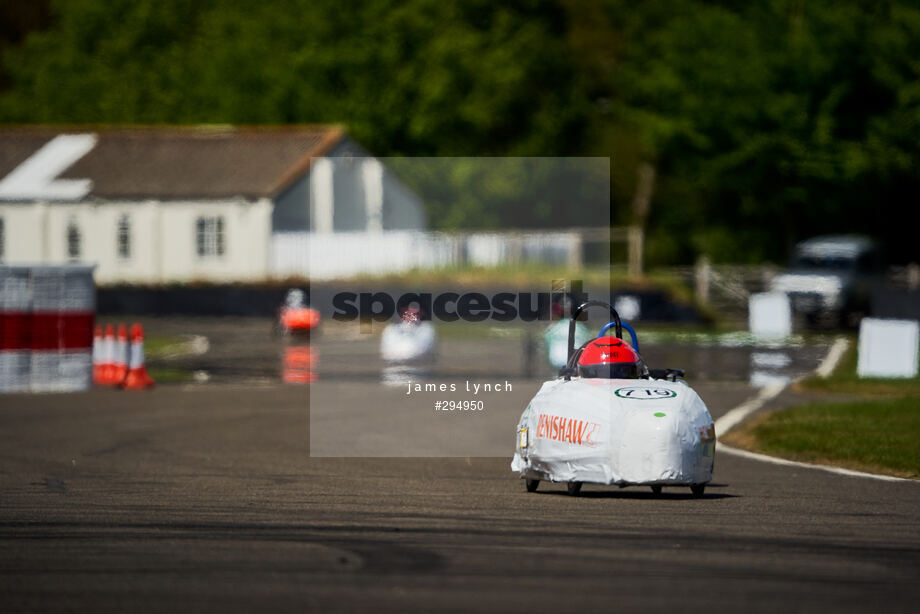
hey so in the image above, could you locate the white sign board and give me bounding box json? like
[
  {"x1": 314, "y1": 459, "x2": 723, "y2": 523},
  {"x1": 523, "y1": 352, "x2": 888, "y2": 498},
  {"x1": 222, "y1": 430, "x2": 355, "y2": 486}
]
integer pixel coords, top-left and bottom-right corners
[
  {"x1": 748, "y1": 292, "x2": 792, "y2": 339},
  {"x1": 857, "y1": 318, "x2": 919, "y2": 378}
]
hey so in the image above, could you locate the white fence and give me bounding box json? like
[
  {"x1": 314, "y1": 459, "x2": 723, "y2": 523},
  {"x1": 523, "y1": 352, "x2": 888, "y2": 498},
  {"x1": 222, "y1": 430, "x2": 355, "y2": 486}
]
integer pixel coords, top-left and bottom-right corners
[{"x1": 271, "y1": 230, "x2": 607, "y2": 280}]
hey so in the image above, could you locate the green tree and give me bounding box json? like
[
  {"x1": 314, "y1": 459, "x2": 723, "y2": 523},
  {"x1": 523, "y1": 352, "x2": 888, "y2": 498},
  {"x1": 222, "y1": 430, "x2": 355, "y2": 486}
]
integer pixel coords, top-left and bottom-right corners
[
  {"x1": 0, "y1": 0, "x2": 588, "y2": 158},
  {"x1": 580, "y1": 0, "x2": 920, "y2": 264},
  {"x1": 3, "y1": 0, "x2": 919, "y2": 261}
]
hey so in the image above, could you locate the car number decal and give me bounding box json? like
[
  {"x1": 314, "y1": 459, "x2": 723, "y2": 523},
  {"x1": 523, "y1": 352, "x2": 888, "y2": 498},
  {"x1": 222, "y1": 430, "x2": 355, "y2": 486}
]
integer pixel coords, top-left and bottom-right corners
[{"x1": 615, "y1": 387, "x2": 677, "y2": 399}]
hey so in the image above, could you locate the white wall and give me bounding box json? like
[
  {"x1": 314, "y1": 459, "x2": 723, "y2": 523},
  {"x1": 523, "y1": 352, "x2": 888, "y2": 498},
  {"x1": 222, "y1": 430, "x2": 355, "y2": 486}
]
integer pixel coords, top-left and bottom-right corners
[
  {"x1": 3, "y1": 202, "x2": 583, "y2": 283},
  {"x1": 271, "y1": 230, "x2": 582, "y2": 280},
  {"x1": 153, "y1": 199, "x2": 272, "y2": 282},
  {"x1": 0, "y1": 198, "x2": 272, "y2": 283},
  {"x1": 272, "y1": 231, "x2": 457, "y2": 279},
  {"x1": 0, "y1": 203, "x2": 47, "y2": 261}
]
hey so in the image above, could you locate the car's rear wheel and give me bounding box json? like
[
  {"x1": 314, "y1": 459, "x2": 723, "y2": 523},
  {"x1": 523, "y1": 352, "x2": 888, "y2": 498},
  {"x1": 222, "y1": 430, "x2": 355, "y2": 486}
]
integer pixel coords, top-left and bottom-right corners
[
  {"x1": 566, "y1": 481, "x2": 582, "y2": 496},
  {"x1": 690, "y1": 483, "x2": 705, "y2": 497},
  {"x1": 525, "y1": 479, "x2": 539, "y2": 492}
]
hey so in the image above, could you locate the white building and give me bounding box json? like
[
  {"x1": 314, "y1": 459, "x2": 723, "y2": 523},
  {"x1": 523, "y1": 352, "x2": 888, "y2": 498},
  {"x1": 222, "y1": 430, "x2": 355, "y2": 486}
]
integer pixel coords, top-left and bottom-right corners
[{"x1": 0, "y1": 126, "x2": 425, "y2": 283}]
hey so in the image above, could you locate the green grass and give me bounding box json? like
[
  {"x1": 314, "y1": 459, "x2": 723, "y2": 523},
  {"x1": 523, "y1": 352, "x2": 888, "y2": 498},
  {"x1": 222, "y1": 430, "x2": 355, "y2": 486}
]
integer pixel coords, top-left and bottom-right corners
[
  {"x1": 342, "y1": 263, "x2": 694, "y2": 295},
  {"x1": 143, "y1": 334, "x2": 188, "y2": 359},
  {"x1": 147, "y1": 367, "x2": 195, "y2": 383},
  {"x1": 749, "y1": 397, "x2": 920, "y2": 478},
  {"x1": 732, "y1": 333, "x2": 920, "y2": 478},
  {"x1": 98, "y1": 265, "x2": 702, "y2": 313},
  {"x1": 145, "y1": 335, "x2": 198, "y2": 383},
  {"x1": 343, "y1": 263, "x2": 605, "y2": 286},
  {"x1": 342, "y1": 263, "x2": 719, "y2": 327}
]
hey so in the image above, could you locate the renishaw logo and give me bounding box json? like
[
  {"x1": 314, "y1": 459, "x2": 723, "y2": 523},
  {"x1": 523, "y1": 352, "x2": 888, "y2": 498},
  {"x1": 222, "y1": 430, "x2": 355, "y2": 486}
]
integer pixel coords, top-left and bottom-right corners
[
  {"x1": 614, "y1": 387, "x2": 677, "y2": 399},
  {"x1": 536, "y1": 414, "x2": 601, "y2": 447}
]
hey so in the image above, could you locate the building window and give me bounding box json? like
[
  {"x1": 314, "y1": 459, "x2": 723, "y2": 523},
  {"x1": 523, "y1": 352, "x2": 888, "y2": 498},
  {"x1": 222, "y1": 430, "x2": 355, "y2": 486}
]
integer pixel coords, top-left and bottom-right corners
[
  {"x1": 67, "y1": 219, "x2": 81, "y2": 261},
  {"x1": 117, "y1": 214, "x2": 131, "y2": 260},
  {"x1": 196, "y1": 216, "x2": 225, "y2": 257}
]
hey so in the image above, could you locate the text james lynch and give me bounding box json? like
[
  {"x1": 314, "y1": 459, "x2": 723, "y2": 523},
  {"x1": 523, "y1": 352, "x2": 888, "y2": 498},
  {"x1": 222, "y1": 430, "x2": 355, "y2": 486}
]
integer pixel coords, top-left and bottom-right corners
[{"x1": 406, "y1": 381, "x2": 512, "y2": 395}]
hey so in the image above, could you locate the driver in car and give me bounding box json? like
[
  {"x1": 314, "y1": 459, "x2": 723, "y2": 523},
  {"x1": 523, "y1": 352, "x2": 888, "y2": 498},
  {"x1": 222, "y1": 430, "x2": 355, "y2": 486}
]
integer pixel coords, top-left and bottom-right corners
[{"x1": 575, "y1": 337, "x2": 649, "y2": 379}]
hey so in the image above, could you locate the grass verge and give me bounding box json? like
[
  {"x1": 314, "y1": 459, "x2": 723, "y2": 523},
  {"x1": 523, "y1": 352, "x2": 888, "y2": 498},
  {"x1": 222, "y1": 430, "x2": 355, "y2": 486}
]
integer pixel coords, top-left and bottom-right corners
[
  {"x1": 741, "y1": 397, "x2": 920, "y2": 478},
  {"x1": 344, "y1": 264, "x2": 719, "y2": 327},
  {"x1": 145, "y1": 334, "x2": 199, "y2": 383},
  {"x1": 343, "y1": 264, "x2": 701, "y2": 303},
  {"x1": 143, "y1": 334, "x2": 189, "y2": 359},
  {"x1": 147, "y1": 367, "x2": 195, "y2": 384},
  {"x1": 344, "y1": 264, "x2": 612, "y2": 287},
  {"x1": 728, "y1": 335, "x2": 920, "y2": 478}
]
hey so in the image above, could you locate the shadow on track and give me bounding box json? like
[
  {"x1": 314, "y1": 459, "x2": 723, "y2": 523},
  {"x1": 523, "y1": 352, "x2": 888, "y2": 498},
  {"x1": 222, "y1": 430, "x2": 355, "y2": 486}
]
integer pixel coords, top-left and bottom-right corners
[{"x1": 530, "y1": 483, "x2": 737, "y2": 500}]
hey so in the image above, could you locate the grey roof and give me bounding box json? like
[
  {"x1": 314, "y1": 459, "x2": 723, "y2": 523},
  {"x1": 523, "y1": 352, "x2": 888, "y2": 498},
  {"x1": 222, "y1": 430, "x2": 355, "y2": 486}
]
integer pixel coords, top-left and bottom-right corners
[{"x1": 0, "y1": 126, "x2": 346, "y2": 201}]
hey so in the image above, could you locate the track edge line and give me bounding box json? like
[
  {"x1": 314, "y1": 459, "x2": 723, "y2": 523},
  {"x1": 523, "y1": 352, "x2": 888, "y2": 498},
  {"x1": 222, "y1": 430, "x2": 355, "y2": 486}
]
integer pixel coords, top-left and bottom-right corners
[{"x1": 715, "y1": 335, "x2": 914, "y2": 483}]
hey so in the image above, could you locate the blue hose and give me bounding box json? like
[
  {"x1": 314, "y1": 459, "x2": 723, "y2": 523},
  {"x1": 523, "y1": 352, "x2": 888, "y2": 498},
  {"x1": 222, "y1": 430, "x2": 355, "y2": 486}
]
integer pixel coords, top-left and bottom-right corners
[{"x1": 599, "y1": 320, "x2": 639, "y2": 352}]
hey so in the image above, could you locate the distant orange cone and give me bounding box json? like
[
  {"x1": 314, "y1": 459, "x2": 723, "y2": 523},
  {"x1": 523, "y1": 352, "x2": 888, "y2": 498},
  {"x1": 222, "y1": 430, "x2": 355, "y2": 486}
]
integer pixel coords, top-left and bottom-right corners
[
  {"x1": 121, "y1": 323, "x2": 155, "y2": 390},
  {"x1": 101, "y1": 324, "x2": 117, "y2": 386},
  {"x1": 92, "y1": 325, "x2": 105, "y2": 386},
  {"x1": 111, "y1": 323, "x2": 129, "y2": 385}
]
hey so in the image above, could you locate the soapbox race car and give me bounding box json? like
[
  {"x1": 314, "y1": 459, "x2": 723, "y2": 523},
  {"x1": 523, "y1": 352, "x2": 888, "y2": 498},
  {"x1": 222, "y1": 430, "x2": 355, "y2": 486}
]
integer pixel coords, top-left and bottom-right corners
[
  {"x1": 511, "y1": 300, "x2": 716, "y2": 496},
  {"x1": 380, "y1": 306, "x2": 437, "y2": 363},
  {"x1": 276, "y1": 289, "x2": 320, "y2": 336}
]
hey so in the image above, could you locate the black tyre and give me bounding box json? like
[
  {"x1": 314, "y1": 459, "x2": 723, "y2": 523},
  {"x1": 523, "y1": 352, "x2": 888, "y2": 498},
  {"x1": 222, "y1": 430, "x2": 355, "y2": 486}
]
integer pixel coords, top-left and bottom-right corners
[
  {"x1": 690, "y1": 483, "x2": 705, "y2": 497},
  {"x1": 566, "y1": 481, "x2": 582, "y2": 496},
  {"x1": 650, "y1": 485, "x2": 662, "y2": 495},
  {"x1": 525, "y1": 479, "x2": 539, "y2": 492}
]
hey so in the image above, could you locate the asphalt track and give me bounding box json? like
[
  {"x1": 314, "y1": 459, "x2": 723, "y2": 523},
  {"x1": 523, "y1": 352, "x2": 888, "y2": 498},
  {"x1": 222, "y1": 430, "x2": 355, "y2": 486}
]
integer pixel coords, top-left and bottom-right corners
[{"x1": 1, "y1": 322, "x2": 919, "y2": 612}]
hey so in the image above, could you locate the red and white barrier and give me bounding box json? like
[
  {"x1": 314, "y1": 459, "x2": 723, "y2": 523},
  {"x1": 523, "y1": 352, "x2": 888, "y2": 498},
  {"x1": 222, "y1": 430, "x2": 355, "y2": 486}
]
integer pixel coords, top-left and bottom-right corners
[
  {"x1": 0, "y1": 267, "x2": 31, "y2": 392},
  {"x1": 99, "y1": 323, "x2": 116, "y2": 386},
  {"x1": 92, "y1": 325, "x2": 104, "y2": 385},
  {"x1": 0, "y1": 265, "x2": 96, "y2": 393}
]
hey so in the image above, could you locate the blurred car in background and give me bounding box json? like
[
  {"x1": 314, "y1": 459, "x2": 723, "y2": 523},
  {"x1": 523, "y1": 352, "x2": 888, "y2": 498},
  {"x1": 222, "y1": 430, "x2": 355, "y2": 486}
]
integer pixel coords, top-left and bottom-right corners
[
  {"x1": 769, "y1": 235, "x2": 883, "y2": 328},
  {"x1": 277, "y1": 289, "x2": 320, "y2": 335},
  {"x1": 380, "y1": 307, "x2": 437, "y2": 363}
]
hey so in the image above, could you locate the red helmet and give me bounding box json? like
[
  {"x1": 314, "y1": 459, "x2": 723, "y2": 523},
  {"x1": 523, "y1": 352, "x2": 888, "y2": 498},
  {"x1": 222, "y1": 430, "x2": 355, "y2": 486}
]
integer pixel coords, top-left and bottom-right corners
[{"x1": 577, "y1": 336, "x2": 647, "y2": 379}]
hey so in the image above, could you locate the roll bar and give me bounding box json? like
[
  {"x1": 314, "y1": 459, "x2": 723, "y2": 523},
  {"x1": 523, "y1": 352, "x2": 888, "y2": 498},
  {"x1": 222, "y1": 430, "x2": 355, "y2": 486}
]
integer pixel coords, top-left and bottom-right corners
[{"x1": 567, "y1": 300, "x2": 621, "y2": 365}]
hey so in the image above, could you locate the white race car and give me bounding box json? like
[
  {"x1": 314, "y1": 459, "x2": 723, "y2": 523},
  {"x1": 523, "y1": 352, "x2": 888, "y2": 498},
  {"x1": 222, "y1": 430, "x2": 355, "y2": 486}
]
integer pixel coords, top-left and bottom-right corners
[
  {"x1": 380, "y1": 307, "x2": 437, "y2": 363},
  {"x1": 511, "y1": 300, "x2": 715, "y2": 496}
]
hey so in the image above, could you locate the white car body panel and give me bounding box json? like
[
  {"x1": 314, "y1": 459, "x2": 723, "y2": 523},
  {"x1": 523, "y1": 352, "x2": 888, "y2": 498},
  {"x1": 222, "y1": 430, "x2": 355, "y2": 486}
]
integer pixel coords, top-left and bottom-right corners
[{"x1": 511, "y1": 377, "x2": 715, "y2": 486}]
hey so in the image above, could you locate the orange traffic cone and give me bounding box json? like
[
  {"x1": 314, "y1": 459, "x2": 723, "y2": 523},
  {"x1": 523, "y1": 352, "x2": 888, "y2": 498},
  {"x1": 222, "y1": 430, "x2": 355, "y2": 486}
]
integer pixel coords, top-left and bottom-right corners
[
  {"x1": 121, "y1": 323, "x2": 155, "y2": 390},
  {"x1": 111, "y1": 323, "x2": 128, "y2": 385},
  {"x1": 92, "y1": 325, "x2": 105, "y2": 386},
  {"x1": 101, "y1": 324, "x2": 117, "y2": 386}
]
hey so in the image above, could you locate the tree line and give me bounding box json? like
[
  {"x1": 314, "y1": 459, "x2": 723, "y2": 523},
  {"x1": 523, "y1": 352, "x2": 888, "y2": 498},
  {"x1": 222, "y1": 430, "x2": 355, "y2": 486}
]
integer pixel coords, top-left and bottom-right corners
[{"x1": 1, "y1": 0, "x2": 918, "y2": 264}]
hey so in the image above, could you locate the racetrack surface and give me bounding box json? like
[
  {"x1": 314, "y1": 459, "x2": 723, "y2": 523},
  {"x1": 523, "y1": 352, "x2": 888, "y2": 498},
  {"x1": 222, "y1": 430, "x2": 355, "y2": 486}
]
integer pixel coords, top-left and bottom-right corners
[{"x1": 1, "y1": 320, "x2": 918, "y2": 612}]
